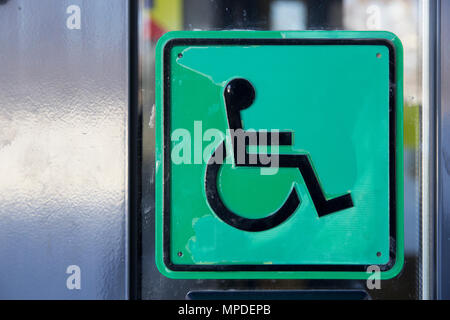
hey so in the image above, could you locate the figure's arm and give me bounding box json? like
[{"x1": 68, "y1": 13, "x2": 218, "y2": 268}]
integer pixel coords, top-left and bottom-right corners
[{"x1": 246, "y1": 131, "x2": 293, "y2": 146}]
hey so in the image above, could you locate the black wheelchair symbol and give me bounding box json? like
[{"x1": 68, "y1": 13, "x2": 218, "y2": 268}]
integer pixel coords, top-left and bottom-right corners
[{"x1": 205, "y1": 78, "x2": 353, "y2": 232}]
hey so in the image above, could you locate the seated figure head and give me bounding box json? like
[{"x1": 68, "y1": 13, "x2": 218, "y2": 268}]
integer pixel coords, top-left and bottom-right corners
[{"x1": 224, "y1": 78, "x2": 255, "y2": 112}]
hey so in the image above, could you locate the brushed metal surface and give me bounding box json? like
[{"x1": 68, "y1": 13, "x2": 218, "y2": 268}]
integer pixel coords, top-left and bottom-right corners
[
  {"x1": 437, "y1": 0, "x2": 450, "y2": 300},
  {"x1": 0, "y1": 0, "x2": 128, "y2": 299}
]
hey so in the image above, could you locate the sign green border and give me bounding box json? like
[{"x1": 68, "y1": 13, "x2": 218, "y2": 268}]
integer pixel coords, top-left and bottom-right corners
[{"x1": 155, "y1": 30, "x2": 404, "y2": 280}]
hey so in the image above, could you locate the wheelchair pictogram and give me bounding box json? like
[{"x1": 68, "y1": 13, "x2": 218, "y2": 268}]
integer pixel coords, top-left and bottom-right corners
[{"x1": 205, "y1": 78, "x2": 354, "y2": 232}]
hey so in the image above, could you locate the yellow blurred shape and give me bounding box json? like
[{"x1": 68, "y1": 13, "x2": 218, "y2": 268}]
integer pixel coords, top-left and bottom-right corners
[
  {"x1": 149, "y1": 0, "x2": 183, "y2": 31},
  {"x1": 404, "y1": 104, "x2": 420, "y2": 149}
]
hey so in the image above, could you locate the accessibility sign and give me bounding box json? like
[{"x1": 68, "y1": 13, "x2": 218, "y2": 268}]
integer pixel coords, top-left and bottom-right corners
[{"x1": 155, "y1": 31, "x2": 404, "y2": 279}]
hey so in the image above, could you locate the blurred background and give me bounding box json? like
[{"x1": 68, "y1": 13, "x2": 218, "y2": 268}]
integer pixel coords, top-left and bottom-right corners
[{"x1": 140, "y1": 0, "x2": 423, "y2": 299}]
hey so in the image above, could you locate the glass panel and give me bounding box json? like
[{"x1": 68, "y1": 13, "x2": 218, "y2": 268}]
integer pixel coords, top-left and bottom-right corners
[{"x1": 140, "y1": 0, "x2": 423, "y2": 299}]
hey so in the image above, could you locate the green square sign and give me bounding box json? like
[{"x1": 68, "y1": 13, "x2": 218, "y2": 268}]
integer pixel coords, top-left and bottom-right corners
[{"x1": 155, "y1": 31, "x2": 404, "y2": 279}]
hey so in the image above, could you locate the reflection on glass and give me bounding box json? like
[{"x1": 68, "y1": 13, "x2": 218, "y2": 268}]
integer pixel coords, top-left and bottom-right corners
[{"x1": 141, "y1": 0, "x2": 422, "y2": 299}]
